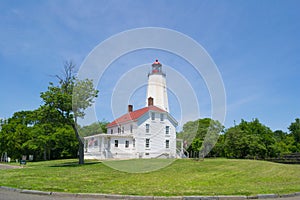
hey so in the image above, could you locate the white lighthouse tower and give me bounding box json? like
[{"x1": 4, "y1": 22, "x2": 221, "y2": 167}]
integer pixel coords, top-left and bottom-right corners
[{"x1": 146, "y1": 60, "x2": 169, "y2": 112}]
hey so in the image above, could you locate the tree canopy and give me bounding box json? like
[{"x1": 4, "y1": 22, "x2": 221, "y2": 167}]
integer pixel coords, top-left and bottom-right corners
[
  {"x1": 0, "y1": 62, "x2": 98, "y2": 163},
  {"x1": 177, "y1": 118, "x2": 300, "y2": 159}
]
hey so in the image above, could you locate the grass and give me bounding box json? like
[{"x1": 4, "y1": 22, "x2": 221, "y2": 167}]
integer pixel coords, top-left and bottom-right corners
[
  {"x1": 103, "y1": 158, "x2": 175, "y2": 173},
  {"x1": 0, "y1": 158, "x2": 300, "y2": 196}
]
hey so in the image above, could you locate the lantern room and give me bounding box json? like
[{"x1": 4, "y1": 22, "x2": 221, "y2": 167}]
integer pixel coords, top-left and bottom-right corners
[{"x1": 149, "y1": 59, "x2": 166, "y2": 77}]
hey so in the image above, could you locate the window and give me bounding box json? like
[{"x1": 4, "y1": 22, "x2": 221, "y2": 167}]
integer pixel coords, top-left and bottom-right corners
[
  {"x1": 133, "y1": 139, "x2": 135, "y2": 148},
  {"x1": 122, "y1": 126, "x2": 124, "y2": 134},
  {"x1": 110, "y1": 129, "x2": 113, "y2": 134},
  {"x1": 88, "y1": 137, "x2": 94, "y2": 147},
  {"x1": 160, "y1": 113, "x2": 164, "y2": 121},
  {"x1": 145, "y1": 138, "x2": 150, "y2": 148},
  {"x1": 151, "y1": 112, "x2": 155, "y2": 120},
  {"x1": 166, "y1": 140, "x2": 170, "y2": 148},
  {"x1": 117, "y1": 127, "x2": 121, "y2": 134},
  {"x1": 114, "y1": 140, "x2": 118, "y2": 147},
  {"x1": 146, "y1": 124, "x2": 150, "y2": 133},
  {"x1": 130, "y1": 124, "x2": 133, "y2": 133},
  {"x1": 166, "y1": 126, "x2": 170, "y2": 134},
  {"x1": 125, "y1": 140, "x2": 129, "y2": 148}
]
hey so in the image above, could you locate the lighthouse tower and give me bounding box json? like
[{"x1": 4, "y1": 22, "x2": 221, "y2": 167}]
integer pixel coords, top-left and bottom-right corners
[{"x1": 146, "y1": 60, "x2": 169, "y2": 112}]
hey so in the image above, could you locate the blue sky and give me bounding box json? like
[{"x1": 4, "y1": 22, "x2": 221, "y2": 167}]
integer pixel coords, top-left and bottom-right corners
[{"x1": 1, "y1": 0, "x2": 299, "y2": 132}]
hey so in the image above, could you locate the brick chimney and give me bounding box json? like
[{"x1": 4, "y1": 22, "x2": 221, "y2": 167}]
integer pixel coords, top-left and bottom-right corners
[
  {"x1": 148, "y1": 97, "x2": 154, "y2": 107},
  {"x1": 128, "y1": 105, "x2": 133, "y2": 112}
]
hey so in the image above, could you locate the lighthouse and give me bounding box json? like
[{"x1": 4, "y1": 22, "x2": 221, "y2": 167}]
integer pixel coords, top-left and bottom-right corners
[
  {"x1": 84, "y1": 59, "x2": 181, "y2": 160},
  {"x1": 146, "y1": 60, "x2": 169, "y2": 112}
]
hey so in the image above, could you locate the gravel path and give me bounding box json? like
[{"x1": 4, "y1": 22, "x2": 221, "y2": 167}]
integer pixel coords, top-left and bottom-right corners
[{"x1": 0, "y1": 164, "x2": 21, "y2": 170}]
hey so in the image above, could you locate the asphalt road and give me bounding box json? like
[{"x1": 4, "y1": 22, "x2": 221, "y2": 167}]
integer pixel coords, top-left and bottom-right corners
[
  {"x1": 1, "y1": 189, "x2": 300, "y2": 200},
  {"x1": 0, "y1": 189, "x2": 109, "y2": 200}
]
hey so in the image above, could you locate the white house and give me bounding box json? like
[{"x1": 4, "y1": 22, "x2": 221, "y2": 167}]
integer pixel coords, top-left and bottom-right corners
[{"x1": 84, "y1": 60, "x2": 182, "y2": 159}]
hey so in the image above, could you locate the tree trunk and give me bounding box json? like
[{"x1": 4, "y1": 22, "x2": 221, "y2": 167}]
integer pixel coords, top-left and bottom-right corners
[
  {"x1": 71, "y1": 121, "x2": 84, "y2": 164},
  {"x1": 44, "y1": 145, "x2": 47, "y2": 160},
  {"x1": 78, "y1": 140, "x2": 84, "y2": 165}
]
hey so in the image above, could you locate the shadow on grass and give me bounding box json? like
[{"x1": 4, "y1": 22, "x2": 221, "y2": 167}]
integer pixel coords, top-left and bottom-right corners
[{"x1": 50, "y1": 161, "x2": 102, "y2": 168}]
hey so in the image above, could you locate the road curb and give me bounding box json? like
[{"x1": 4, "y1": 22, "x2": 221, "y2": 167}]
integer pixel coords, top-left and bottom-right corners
[
  {"x1": 256, "y1": 194, "x2": 279, "y2": 199},
  {"x1": 1, "y1": 186, "x2": 300, "y2": 199},
  {"x1": 20, "y1": 189, "x2": 52, "y2": 195},
  {"x1": 0, "y1": 186, "x2": 22, "y2": 192}
]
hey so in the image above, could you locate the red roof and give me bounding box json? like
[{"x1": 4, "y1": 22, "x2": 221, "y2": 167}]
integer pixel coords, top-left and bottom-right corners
[{"x1": 107, "y1": 106, "x2": 166, "y2": 127}]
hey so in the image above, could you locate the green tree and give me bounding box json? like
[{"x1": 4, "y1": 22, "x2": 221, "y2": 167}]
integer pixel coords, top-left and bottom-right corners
[
  {"x1": 51, "y1": 126, "x2": 78, "y2": 159},
  {"x1": 79, "y1": 121, "x2": 108, "y2": 137},
  {"x1": 224, "y1": 119, "x2": 275, "y2": 159},
  {"x1": 209, "y1": 134, "x2": 225, "y2": 157},
  {"x1": 224, "y1": 126, "x2": 248, "y2": 158},
  {"x1": 288, "y1": 118, "x2": 300, "y2": 144},
  {"x1": 178, "y1": 118, "x2": 224, "y2": 157},
  {"x1": 0, "y1": 111, "x2": 35, "y2": 160},
  {"x1": 40, "y1": 62, "x2": 98, "y2": 164},
  {"x1": 273, "y1": 130, "x2": 287, "y2": 141}
]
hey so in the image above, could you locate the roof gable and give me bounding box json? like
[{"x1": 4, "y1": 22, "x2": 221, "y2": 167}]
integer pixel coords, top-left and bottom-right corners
[{"x1": 107, "y1": 106, "x2": 166, "y2": 127}]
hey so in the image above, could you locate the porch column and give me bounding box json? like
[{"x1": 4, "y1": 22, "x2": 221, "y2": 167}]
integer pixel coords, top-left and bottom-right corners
[{"x1": 101, "y1": 136, "x2": 105, "y2": 157}]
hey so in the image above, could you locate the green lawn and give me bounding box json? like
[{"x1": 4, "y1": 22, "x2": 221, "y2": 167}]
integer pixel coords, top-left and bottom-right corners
[{"x1": 1, "y1": 158, "x2": 300, "y2": 196}]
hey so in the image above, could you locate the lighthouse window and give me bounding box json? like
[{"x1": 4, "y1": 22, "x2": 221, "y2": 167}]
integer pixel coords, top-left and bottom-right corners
[
  {"x1": 160, "y1": 113, "x2": 164, "y2": 121},
  {"x1": 151, "y1": 112, "x2": 155, "y2": 120}
]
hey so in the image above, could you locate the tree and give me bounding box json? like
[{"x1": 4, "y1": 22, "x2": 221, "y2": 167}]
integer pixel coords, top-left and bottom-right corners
[
  {"x1": 288, "y1": 118, "x2": 300, "y2": 144},
  {"x1": 0, "y1": 111, "x2": 35, "y2": 160},
  {"x1": 273, "y1": 130, "x2": 287, "y2": 142},
  {"x1": 71, "y1": 78, "x2": 98, "y2": 164},
  {"x1": 79, "y1": 121, "x2": 108, "y2": 137},
  {"x1": 178, "y1": 118, "x2": 224, "y2": 157},
  {"x1": 224, "y1": 119, "x2": 275, "y2": 159},
  {"x1": 224, "y1": 126, "x2": 249, "y2": 158},
  {"x1": 40, "y1": 62, "x2": 98, "y2": 164},
  {"x1": 210, "y1": 134, "x2": 225, "y2": 157}
]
